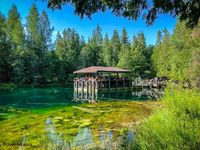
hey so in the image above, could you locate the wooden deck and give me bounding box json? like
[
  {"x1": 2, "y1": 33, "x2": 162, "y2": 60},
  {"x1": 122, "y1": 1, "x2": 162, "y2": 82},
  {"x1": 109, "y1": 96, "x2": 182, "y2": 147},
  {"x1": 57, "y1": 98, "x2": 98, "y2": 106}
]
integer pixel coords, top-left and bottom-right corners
[{"x1": 73, "y1": 78, "x2": 165, "y2": 101}]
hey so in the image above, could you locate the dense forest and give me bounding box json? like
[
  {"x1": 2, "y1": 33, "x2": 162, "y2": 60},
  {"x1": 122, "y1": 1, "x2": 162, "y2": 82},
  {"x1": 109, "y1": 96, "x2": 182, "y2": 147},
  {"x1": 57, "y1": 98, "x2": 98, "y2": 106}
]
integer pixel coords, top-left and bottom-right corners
[{"x1": 0, "y1": 4, "x2": 199, "y2": 86}]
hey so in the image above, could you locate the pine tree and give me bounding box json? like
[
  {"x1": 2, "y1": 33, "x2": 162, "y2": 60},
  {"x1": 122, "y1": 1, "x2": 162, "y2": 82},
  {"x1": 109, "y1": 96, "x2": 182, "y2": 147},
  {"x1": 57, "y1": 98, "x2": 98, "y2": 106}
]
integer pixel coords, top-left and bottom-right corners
[
  {"x1": 129, "y1": 32, "x2": 147, "y2": 78},
  {"x1": 102, "y1": 33, "x2": 112, "y2": 66},
  {"x1": 7, "y1": 5, "x2": 25, "y2": 83},
  {"x1": 55, "y1": 28, "x2": 82, "y2": 82},
  {"x1": 156, "y1": 30, "x2": 162, "y2": 46},
  {"x1": 118, "y1": 28, "x2": 131, "y2": 69},
  {"x1": 89, "y1": 24, "x2": 103, "y2": 66},
  {"x1": 121, "y1": 27, "x2": 129, "y2": 46},
  {"x1": 27, "y1": 4, "x2": 40, "y2": 45},
  {"x1": 0, "y1": 12, "x2": 12, "y2": 82},
  {"x1": 40, "y1": 10, "x2": 54, "y2": 81},
  {"x1": 27, "y1": 4, "x2": 44, "y2": 84},
  {"x1": 110, "y1": 30, "x2": 121, "y2": 66},
  {"x1": 40, "y1": 10, "x2": 54, "y2": 50}
]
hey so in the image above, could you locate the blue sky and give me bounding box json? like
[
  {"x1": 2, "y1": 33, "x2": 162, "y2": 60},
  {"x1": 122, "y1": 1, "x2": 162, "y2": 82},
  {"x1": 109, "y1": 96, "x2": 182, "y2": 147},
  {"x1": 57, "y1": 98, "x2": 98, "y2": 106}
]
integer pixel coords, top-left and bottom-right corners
[{"x1": 0, "y1": 0, "x2": 177, "y2": 45}]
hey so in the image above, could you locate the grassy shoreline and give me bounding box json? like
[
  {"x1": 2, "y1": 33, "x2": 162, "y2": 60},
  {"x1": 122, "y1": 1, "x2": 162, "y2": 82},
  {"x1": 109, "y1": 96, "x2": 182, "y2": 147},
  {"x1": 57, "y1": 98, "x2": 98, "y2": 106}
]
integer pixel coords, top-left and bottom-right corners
[{"x1": 134, "y1": 88, "x2": 200, "y2": 149}]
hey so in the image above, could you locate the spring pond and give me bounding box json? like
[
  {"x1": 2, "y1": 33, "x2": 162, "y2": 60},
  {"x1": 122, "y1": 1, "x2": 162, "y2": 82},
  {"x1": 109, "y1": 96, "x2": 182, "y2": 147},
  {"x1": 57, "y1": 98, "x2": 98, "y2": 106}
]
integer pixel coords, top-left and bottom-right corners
[{"x1": 0, "y1": 86, "x2": 162, "y2": 149}]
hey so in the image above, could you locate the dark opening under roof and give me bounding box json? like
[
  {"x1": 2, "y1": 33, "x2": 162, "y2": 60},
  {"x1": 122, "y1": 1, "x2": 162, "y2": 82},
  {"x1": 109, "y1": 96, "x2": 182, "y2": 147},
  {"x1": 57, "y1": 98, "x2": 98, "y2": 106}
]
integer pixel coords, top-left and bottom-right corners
[{"x1": 73, "y1": 66, "x2": 130, "y2": 74}]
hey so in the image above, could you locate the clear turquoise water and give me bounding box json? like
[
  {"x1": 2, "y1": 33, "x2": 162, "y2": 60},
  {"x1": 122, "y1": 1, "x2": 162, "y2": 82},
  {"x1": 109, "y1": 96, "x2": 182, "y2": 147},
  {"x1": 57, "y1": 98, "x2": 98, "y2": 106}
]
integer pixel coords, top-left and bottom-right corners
[
  {"x1": 0, "y1": 87, "x2": 161, "y2": 109},
  {"x1": 0, "y1": 87, "x2": 161, "y2": 148}
]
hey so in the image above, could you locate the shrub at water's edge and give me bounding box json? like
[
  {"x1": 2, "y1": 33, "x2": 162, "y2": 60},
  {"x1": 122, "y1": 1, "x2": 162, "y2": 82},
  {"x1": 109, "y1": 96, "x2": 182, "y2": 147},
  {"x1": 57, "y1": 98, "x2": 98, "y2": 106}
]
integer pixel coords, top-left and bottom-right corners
[
  {"x1": 0, "y1": 83, "x2": 16, "y2": 90},
  {"x1": 134, "y1": 87, "x2": 200, "y2": 149}
]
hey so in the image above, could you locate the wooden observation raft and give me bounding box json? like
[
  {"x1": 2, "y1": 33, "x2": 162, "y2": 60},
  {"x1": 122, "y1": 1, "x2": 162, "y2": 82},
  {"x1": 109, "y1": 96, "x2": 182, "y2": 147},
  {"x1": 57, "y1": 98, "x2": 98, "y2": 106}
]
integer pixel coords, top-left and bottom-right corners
[{"x1": 73, "y1": 66, "x2": 131, "y2": 101}]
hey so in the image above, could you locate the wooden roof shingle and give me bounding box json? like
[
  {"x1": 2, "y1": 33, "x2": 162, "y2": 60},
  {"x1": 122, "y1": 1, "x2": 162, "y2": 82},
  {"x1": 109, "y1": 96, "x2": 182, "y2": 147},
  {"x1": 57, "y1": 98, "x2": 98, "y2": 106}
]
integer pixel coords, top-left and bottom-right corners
[{"x1": 73, "y1": 66, "x2": 130, "y2": 74}]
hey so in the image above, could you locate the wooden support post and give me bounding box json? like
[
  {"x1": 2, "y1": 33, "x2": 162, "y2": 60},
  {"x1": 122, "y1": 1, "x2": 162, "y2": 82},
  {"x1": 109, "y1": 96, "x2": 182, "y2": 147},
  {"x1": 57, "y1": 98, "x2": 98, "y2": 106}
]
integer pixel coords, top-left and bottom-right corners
[
  {"x1": 76, "y1": 81, "x2": 78, "y2": 96},
  {"x1": 95, "y1": 81, "x2": 98, "y2": 99},
  {"x1": 92, "y1": 81, "x2": 95, "y2": 100},
  {"x1": 90, "y1": 81, "x2": 92, "y2": 98},
  {"x1": 96, "y1": 80, "x2": 98, "y2": 91},
  {"x1": 116, "y1": 79, "x2": 118, "y2": 91},
  {"x1": 131, "y1": 79, "x2": 133, "y2": 90},
  {"x1": 82, "y1": 80, "x2": 84, "y2": 93},
  {"x1": 123, "y1": 79, "x2": 125, "y2": 90},
  {"x1": 108, "y1": 78, "x2": 111, "y2": 91},
  {"x1": 93, "y1": 81, "x2": 95, "y2": 96},
  {"x1": 85, "y1": 81, "x2": 88, "y2": 99},
  {"x1": 81, "y1": 81, "x2": 83, "y2": 99},
  {"x1": 100, "y1": 78, "x2": 102, "y2": 92},
  {"x1": 128, "y1": 80, "x2": 131, "y2": 91},
  {"x1": 73, "y1": 81, "x2": 76, "y2": 100},
  {"x1": 116, "y1": 73, "x2": 119, "y2": 91}
]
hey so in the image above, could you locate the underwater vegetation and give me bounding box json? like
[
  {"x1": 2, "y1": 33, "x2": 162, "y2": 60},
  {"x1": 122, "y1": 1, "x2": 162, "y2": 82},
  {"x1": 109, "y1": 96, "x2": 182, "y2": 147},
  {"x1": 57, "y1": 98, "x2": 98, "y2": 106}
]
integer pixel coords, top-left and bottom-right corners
[{"x1": 0, "y1": 101, "x2": 159, "y2": 149}]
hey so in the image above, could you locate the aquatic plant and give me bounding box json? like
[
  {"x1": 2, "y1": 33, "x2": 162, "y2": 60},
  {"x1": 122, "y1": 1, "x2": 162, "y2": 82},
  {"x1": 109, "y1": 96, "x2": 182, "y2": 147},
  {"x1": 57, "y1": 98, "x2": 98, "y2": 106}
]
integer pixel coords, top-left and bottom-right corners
[{"x1": 0, "y1": 101, "x2": 157, "y2": 149}]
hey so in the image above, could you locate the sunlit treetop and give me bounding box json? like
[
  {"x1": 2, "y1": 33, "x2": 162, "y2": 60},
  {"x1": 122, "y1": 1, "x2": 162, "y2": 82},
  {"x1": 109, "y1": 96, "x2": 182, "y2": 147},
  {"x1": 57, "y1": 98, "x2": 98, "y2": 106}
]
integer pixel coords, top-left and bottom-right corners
[{"x1": 46, "y1": 0, "x2": 200, "y2": 28}]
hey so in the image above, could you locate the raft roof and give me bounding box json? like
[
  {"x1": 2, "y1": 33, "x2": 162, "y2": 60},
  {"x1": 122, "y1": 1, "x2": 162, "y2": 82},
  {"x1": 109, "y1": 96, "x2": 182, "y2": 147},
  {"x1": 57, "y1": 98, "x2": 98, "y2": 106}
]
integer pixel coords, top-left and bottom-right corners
[{"x1": 73, "y1": 66, "x2": 130, "y2": 74}]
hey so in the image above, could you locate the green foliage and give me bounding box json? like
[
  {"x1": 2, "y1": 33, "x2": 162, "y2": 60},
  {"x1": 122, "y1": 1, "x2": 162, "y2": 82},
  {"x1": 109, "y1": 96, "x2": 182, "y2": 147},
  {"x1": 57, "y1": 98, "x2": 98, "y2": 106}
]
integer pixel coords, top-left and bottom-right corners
[
  {"x1": 152, "y1": 21, "x2": 200, "y2": 85},
  {"x1": 5, "y1": 4, "x2": 196, "y2": 85},
  {"x1": 27, "y1": 4, "x2": 40, "y2": 43},
  {"x1": 110, "y1": 30, "x2": 121, "y2": 66},
  {"x1": 102, "y1": 33, "x2": 112, "y2": 66},
  {"x1": 0, "y1": 13, "x2": 12, "y2": 82},
  {"x1": 7, "y1": 5, "x2": 26, "y2": 84},
  {"x1": 55, "y1": 28, "x2": 82, "y2": 82},
  {"x1": 135, "y1": 87, "x2": 200, "y2": 149},
  {"x1": 152, "y1": 29, "x2": 171, "y2": 78},
  {"x1": 46, "y1": 0, "x2": 200, "y2": 28},
  {"x1": 118, "y1": 31, "x2": 153, "y2": 78},
  {"x1": 0, "y1": 4, "x2": 158, "y2": 85}
]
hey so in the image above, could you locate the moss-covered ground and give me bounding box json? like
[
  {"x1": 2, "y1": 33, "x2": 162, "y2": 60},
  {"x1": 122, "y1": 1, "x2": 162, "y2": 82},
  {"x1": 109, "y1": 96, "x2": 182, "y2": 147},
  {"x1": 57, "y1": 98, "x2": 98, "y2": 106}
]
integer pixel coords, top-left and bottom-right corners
[{"x1": 0, "y1": 101, "x2": 160, "y2": 149}]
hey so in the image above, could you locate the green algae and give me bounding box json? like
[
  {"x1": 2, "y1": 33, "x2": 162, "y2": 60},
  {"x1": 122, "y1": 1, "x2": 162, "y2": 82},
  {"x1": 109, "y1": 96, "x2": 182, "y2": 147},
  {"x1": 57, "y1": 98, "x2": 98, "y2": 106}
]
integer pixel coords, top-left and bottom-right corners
[{"x1": 0, "y1": 101, "x2": 159, "y2": 149}]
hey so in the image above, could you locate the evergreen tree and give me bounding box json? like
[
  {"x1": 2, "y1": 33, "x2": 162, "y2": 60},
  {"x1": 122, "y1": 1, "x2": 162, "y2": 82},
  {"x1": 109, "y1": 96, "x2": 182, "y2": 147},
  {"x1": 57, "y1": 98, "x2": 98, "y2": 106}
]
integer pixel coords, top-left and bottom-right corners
[
  {"x1": 152, "y1": 29, "x2": 171, "y2": 78},
  {"x1": 40, "y1": 10, "x2": 54, "y2": 50},
  {"x1": 55, "y1": 30, "x2": 68, "y2": 82},
  {"x1": 102, "y1": 33, "x2": 112, "y2": 66},
  {"x1": 27, "y1": 4, "x2": 40, "y2": 45},
  {"x1": 7, "y1": 5, "x2": 25, "y2": 83},
  {"x1": 27, "y1": 4, "x2": 45, "y2": 84},
  {"x1": 156, "y1": 30, "x2": 162, "y2": 46},
  {"x1": 129, "y1": 32, "x2": 147, "y2": 78},
  {"x1": 87, "y1": 24, "x2": 103, "y2": 66},
  {"x1": 80, "y1": 40, "x2": 92, "y2": 68},
  {"x1": 110, "y1": 30, "x2": 121, "y2": 66},
  {"x1": 78, "y1": 36, "x2": 86, "y2": 68},
  {"x1": 0, "y1": 13, "x2": 12, "y2": 82},
  {"x1": 55, "y1": 28, "x2": 81, "y2": 82},
  {"x1": 40, "y1": 10, "x2": 54, "y2": 82},
  {"x1": 121, "y1": 27, "x2": 129, "y2": 46},
  {"x1": 118, "y1": 28, "x2": 131, "y2": 70},
  {"x1": 152, "y1": 21, "x2": 200, "y2": 86}
]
